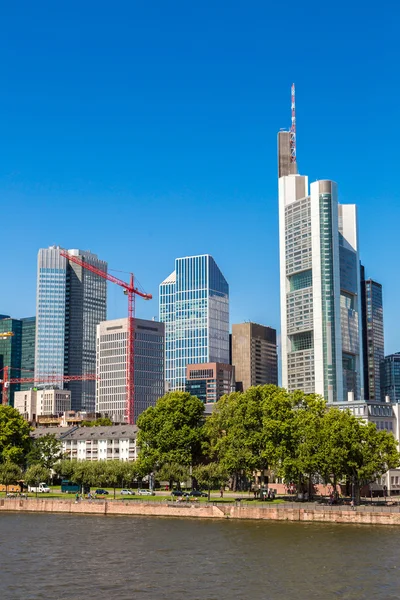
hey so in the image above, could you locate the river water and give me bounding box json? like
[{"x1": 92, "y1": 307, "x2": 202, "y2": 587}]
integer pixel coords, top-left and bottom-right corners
[{"x1": 0, "y1": 513, "x2": 399, "y2": 599}]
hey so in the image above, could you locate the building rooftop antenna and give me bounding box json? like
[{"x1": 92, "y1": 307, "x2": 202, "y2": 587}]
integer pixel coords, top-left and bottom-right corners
[{"x1": 290, "y1": 83, "x2": 296, "y2": 164}]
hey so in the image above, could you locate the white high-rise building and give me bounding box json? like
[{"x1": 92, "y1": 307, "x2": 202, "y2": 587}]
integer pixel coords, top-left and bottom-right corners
[
  {"x1": 35, "y1": 246, "x2": 107, "y2": 412},
  {"x1": 96, "y1": 317, "x2": 164, "y2": 423},
  {"x1": 279, "y1": 175, "x2": 364, "y2": 402}
]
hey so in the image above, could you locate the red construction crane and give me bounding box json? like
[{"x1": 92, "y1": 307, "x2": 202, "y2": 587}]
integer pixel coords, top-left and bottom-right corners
[
  {"x1": 0, "y1": 365, "x2": 96, "y2": 406},
  {"x1": 59, "y1": 251, "x2": 152, "y2": 425}
]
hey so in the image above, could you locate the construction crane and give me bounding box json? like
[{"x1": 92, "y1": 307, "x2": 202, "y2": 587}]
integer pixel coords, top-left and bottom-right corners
[
  {"x1": 0, "y1": 332, "x2": 14, "y2": 339},
  {"x1": 59, "y1": 251, "x2": 152, "y2": 425},
  {"x1": 0, "y1": 365, "x2": 97, "y2": 406}
]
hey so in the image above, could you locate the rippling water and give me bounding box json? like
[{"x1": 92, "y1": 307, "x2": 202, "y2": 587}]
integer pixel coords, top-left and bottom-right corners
[{"x1": 1, "y1": 513, "x2": 399, "y2": 599}]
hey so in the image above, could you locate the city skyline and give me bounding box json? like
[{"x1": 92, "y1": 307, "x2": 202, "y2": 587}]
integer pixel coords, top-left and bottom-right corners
[{"x1": 0, "y1": 3, "x2": 399, "y2": 357}]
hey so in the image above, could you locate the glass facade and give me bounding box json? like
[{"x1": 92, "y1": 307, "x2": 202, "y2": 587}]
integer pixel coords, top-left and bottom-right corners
[
  {"x1": 381, "y1": 354, "x2": 400, "y2": 403},
  {"x1": 159, "y1": 255, "x2": 229, "y2": 391},
  {"x1": 20, "y1": 317, "x2": 36, "y2": 390},
  {"x1": 360, "y1": 270, "x2": 384, "y2": 401},
  {"x1": 35, "y1": 246, "x2": 107, "y2": 412}
]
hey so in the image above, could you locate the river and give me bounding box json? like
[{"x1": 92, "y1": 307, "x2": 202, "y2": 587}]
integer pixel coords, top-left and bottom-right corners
[{"x1": 0, "y1": 513, "x2": 398, "y2": 599}]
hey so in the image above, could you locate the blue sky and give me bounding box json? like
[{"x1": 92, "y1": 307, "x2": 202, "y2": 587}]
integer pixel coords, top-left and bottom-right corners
[{"x1": 1, "y1": 1, "x2": 398, "y2": 352}]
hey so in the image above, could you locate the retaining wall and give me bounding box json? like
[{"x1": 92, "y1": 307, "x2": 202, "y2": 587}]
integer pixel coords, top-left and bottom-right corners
[{"x1": 1, "y1": 498, "x2": 400, "y2": 526}]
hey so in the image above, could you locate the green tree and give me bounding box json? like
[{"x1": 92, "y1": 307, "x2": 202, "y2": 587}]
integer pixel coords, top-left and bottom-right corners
[
  {"x1": 278, "y1": 393, "x2": 327, "y2": 497},
  {"x1": 206, "y1": 385, "x2": 295, "y2": 491},
  {"x1": 137, "y1": 392, "x2": 205, "y2": 475},
  {"x1": 26, "y1": 434, "x2": 63, "y2": 470},
  {"x1": 70, "y1": 461, "x2": 95, "y2": 492},
  {"x1": 0, "y1": 406, "x2": 32, "y2": 465},
  {"x1": 24, "y1": 464, "x2": 50, "y2": 488},
  {"x1": 81, "y1": 417, "x2": 113, "y2": 427},
  {"x1": 53, "y1": 459, "x2": 76, "y2": 481},
  {"x1": 192, "y1": 463, "x2": 228, "y2": 500},
  {"x1": 0, "y1": 461, "x2": 22, "y2": 492},
  {"x1": 158, "y1": 462, "x2": 190, "y2": 491},
  {"x1": 104, "y1": 462, "x2": 127, "y2": 498}
]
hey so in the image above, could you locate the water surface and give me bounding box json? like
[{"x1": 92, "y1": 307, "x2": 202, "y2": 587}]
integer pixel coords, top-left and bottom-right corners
[{"x1": 0, "y1": 513, "x2": 398, "y2": 599}]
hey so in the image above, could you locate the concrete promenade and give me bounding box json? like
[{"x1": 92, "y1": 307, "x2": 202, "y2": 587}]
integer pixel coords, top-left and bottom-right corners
[{"x1": 2, "y1": 497, "x2": 400, "y2": 525}]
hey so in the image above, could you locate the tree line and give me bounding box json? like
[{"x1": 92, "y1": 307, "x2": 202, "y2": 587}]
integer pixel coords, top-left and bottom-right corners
[
  {"x1": 0, "y1": 385, "x2": 399, "y2": 503},
  {"x1": 136, "y1": 386, "x2": 400, "y2": 502}
]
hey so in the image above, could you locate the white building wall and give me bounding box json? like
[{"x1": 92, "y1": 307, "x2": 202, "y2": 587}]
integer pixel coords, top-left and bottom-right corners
[{"x1": 278, "y1": 174, "x2": 309, "y2": 390}]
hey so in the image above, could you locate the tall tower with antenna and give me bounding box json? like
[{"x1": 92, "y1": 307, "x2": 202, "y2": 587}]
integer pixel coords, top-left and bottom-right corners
[{"x1": 277, "y1": 83, "x2": 298, "y2": 178}]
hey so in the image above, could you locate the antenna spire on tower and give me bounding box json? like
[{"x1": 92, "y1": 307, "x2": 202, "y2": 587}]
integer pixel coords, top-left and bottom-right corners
[{"x1": 290, "y1": 83, "x2": 296, "y2": 164}]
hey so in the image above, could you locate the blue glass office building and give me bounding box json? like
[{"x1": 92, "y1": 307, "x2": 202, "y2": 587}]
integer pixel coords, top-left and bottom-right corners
[
  {"x1": 35, "y1": 246, "x2": 107, "y2": 412},
  {"x1": 160, "y1": 255, "x2": 229, "y2": 391}
]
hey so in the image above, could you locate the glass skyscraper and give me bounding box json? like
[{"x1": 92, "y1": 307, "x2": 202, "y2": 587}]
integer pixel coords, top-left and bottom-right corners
[
  {"x1": 381, "y1": 354, "x2": 400, "y2": 403},
  {"x1": 0, "y1": 316, "x2": 36, "y2": 404},
  {"x1": 35, "y1": 246, "x2": 107, "y2": 412},
  {"x1": 159, "y1": 255, "x2": 229, "y2": 391},
  {"x1": 360, "y1": 267, "x2": 385, "y2": 401},
  {"x1": 279, "y1": 175, "x2": 364, "y2": 402}
]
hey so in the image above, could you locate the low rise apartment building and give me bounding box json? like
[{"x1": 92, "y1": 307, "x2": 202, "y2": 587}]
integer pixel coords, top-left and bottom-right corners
[{"x1": 32, "y1": 425, "x2": 138, "y2": 462}]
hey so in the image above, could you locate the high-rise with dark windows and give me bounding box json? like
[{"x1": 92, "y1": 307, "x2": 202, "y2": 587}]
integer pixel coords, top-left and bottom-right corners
[
  {"x1": 360, "y1": 267, "x2": 384, "y2": 401},
  {"x1": 0, "y1": 316, "x2": 36, "y2": 404},
  {"x1": 381, "y1": 353, "x2": 400, "y2": 403},
  {"x1": 35, "y1": 246, "x2": 107, "y2": 412},
  {"x1": 159, "y1": 255, "x2": 229, "y2": 391}
]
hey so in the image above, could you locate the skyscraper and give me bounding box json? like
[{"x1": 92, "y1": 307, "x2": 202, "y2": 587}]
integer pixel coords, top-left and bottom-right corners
[
  {"x1": 159, "y1": 255, "x2": 229, "y2": 391},
  {"x1": 35, "y1": 246, "x2": 107, "y2": 412},
  {"x1": 360, "y1": 266, "x2": 385, "y2": 401},
  {"x1": 231, "y1": 323, "x2": 278, "y2": 391},
  {"x1": 96, "y1": 317, "x2": 164, "y2": 423},
  {"x1": 0, "y1": 316, "x2": 36, "y2": 404},
  {"x1": 20, "y1": 317, "x2": 36, "y2": 391},
  {"x1": 381, "y1": 353, "x2": 400, "y2": 403},
  {"x1": 279, "y1": 175, "x2": 364, "y2": 402}
]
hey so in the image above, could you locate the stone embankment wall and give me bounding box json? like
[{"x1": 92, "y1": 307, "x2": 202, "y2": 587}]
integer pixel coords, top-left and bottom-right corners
[{"x1": 1, "y1": 498, "x2": 400, "y2": 525}]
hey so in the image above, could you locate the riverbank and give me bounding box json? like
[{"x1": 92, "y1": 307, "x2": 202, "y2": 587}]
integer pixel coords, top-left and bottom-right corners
[{"x1": 2, "y1": 497, "x2": 400, "y2": 525}]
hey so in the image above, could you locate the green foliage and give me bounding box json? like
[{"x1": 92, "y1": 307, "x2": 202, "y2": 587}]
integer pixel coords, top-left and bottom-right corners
[
  {"x1": 81, "y1": 417, "x2": 113, "y2": 427},
  {"x1": 192, "y1": 462, "x2": 228, "y2": 490},
  {"x1": 0, "y1": 461, "x2": 22, "y2": 489},
  {"x1": 53, "y1": 459, "x2": 76, "y2": 480},
  {"x1": 157, "y1": 462, "x2": 190, "y2": 489},
  {"x1": 137, "y1": 392, "x2": 205, "y2": 470},
  {"x1": 205, "y1": 385, "x2": 295, "y2": 488},
  {"x1": 26, "y1": 434, "x2": 63, "y2": 469},
  {"x1": 0, "y1": 406, "x2": 32, "y2": 465},
  {"x1": 24, "y1": 464, "x2": 50, "y2": 486}
]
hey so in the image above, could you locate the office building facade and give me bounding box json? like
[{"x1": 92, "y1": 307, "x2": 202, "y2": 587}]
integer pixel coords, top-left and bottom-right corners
[
  {"x1": 14, "y1": 388, "x2": 71, "y2": 422},
  {"x1": 20, "y1": 317, "x2": 36, "y2": 391},
  {"x1": 381, "y1": 353, "x2": 400, "y2": 403},
  {"x1": 0, "y1": 316, "x2": 36, "y2": 405},
  {"x1": 231, "y1": 323, "x2": 278, "y2": 391},
  {"x1": 159, "y1": 255, "x2": 229, "y2": 391},
  {"x1": 279, "y1": 175, "x2": 364, "y2": 402},
  {"x1": 186, "y1": 362, "x2": 235, "y2": 403},
  {"x1": 96, "y1": 317, "x2": 165, "y2": 423},
  {"x1": 35, "y1": 246, "x2": 107, "y2": 412},
  {"x1": 360, "y1": 268, "x2": 384, "y2": 401}
]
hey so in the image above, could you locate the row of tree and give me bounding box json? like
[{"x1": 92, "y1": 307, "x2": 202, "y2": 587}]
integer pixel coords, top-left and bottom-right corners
[
  {"x1": 0, "y1": 386, "x2": 399, "y2": 503},
  {"x1": 137, "y1": 386, "x2": 400, "y2": 502}
]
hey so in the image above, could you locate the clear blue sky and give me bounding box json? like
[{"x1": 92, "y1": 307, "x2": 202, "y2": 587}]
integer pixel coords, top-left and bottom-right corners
[{"x1": 1, "y1": 1, "x2": 398, "y2": 353}]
